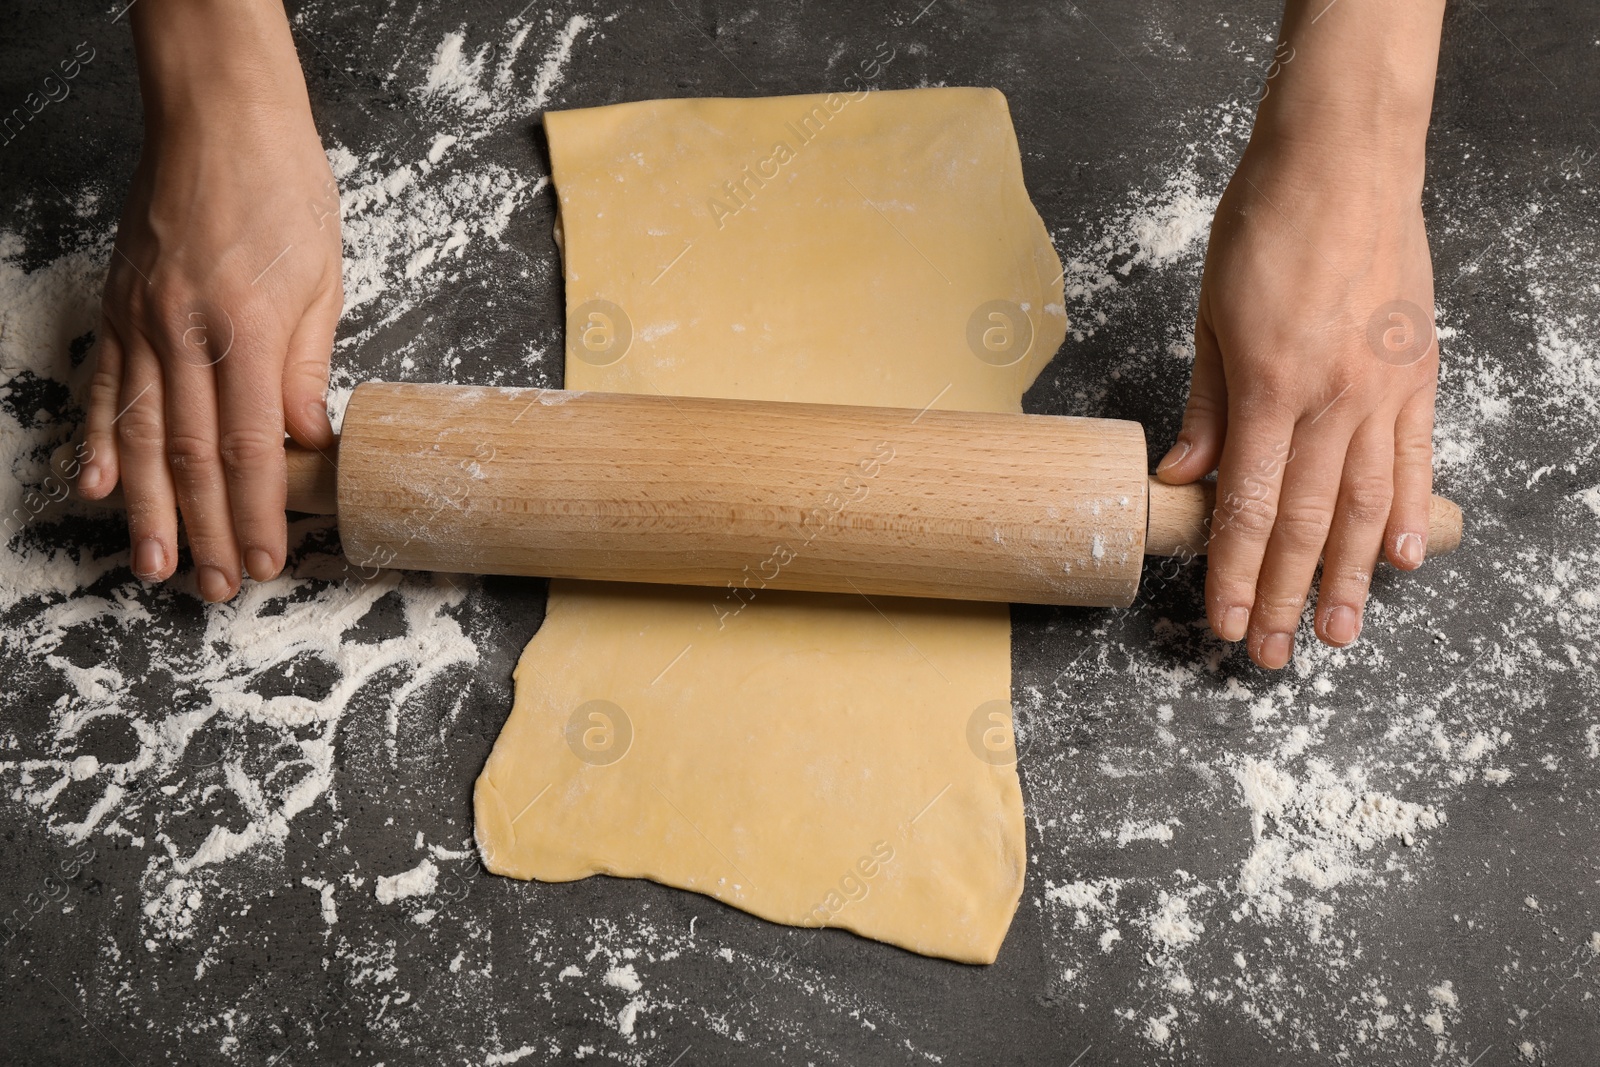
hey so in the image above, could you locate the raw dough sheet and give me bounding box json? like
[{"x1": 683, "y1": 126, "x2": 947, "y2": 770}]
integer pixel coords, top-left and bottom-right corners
[{"x1": 475, "y1": 87, "x2": 1066, "y2": 963}]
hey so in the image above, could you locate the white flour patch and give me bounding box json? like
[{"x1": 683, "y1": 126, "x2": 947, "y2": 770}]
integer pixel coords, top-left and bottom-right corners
[
  {"x1": 375, "y1": 856, "x2": 439, "y2": 904},
  {"x1": 301, "y1": 876, "x2": 338, "y2": 925},
  {"x1": 335, "y1": 150, "x2": 530, "y2": 319},
  {"x1": 1115, "y1": 818, "x2": 1176, "y2": 846},
  {"x1": 616, "y1": 996, "x2": 645, "y2": 1038},
  {"x1": 603, "y1": 962, "x2": 643, "y2": 992},
  {"x1": 1232, "y1": 757, "x2": 1442, "y2": 919},
  {"x1": 529, "y1": 14, "x2": 594, "y2": 111},
  {"x1": 318, "y1": 12, "x2": 604, "y2": 399},
  {"x1": 1055, "y1": 138, "x2": 1229, "y2": 348},
  {"x1": 1145, "y1": 890, "x2": 1205, "y2": 950},
  {"x1": 421, "y1": 14, "x2": 594, "y2": 117},
  {"x1": 422, "y1": 30, "x2": 493, "y2": 113}
]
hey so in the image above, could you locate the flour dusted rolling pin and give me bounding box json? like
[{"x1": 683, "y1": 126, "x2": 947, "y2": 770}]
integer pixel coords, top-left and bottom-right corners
[{"x1": 65, "y1": 381, "x2": 1463, "y2": 607}]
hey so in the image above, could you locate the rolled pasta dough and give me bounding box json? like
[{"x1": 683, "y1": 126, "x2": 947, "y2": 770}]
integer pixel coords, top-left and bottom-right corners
[{"x1": 474, "y1": 87, "x2": 1066, "y2": 964}]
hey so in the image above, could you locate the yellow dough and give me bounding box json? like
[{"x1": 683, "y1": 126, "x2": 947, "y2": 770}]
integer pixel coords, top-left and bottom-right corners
[{"x1": 474, "y1": 87, "x2": 1066, "y2": 964}]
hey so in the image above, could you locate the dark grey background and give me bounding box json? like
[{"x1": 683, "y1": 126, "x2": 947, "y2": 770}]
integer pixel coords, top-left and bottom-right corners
[{"x1": 3, "y1": 1, "x2": 1598, "y2": 1064}]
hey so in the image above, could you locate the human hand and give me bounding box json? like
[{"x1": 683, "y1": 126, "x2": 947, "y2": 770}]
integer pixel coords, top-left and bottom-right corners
[
  {"x1": 76, "y1": 0, "x2": 342, "y2": 602},
  {"x1": 1152, "y1": 0, "x2": 1448, "y2": 670},
  {"x1": 1156, "y1": 141, "x2": 1439, "y2": 669}
]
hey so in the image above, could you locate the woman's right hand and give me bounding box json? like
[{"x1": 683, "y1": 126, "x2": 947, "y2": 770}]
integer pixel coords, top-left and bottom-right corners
[{"x1": 77, "y1": 0, "x2": 343, "y2": 602}]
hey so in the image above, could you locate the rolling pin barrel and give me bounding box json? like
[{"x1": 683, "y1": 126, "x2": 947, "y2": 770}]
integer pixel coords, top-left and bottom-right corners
[{"x1": 337, "y1": 383, "x2": 1153, "y2": 606}]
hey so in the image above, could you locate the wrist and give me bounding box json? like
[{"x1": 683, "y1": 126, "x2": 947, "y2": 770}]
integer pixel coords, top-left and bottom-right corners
[
  {"x1": 1242, "y1": 0, "x2": 1443, "y2": 201},
  {"x1": 1241, "y1": 117, "x2": 1428, "y2": 208},
  {"x1": 1250, "y1": 86, "x2": 1432, "y2": 184},
  {"x1": 132, "y1": 0, "x2": 311, "y2": 132}
]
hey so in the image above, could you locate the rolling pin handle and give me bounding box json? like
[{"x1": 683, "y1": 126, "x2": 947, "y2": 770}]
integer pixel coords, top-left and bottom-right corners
[
  {"x1": 48, "y1": 439, "x2": 340, "y2": 516},
  {"x1": 285, "y1": 442, "x2": 340, "y2": 515},
  {"x1": 1145, "y1": 477, "x2": 1463, "y2": 560}
]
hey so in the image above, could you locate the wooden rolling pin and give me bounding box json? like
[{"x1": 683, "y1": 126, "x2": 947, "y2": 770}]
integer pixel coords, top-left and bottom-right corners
[{"x1": 64, "y1": 382, "x2": 1463, "y2": 607}]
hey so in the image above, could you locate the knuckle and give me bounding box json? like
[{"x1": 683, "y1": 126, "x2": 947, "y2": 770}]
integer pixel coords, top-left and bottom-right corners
[
  {"x1": 217, "y1": 427, "x2": 284, "y2": 474},
  {"x1": 1394, "y1": 433, "x2": 1433, "y2": 466},
  {"x1": 1339, "y1": 478, "x2": 1394, "y2": 527},
  {"x1": 1272, "y1": 505, "x2": 1334, "y2": 553},
  {"x1": 164, "y1": 431, "x2": 221, "y2": 481},
  {"x1": 114, "y1": 405, "x2": 164, "y2": 453},
  {"x1": 88, "y1": 362, "x2": 121, "y2": 403},
  {"x1": 1214, "y1": 494, "x2": 1276, "y2": 541},
  {"x1": 102, "y1": 277, "x2": 140, "y2": 321},
  {"x1": 1321, "y1": 563, "x2": 1373, "y2": 594},
  {"x1": 1239, "y1": 377, "x2": 1295, "y2": 420},
  {"x1": 1253, "y1": 588, "x2": 1310, "y2": 619},
  {"x1": 286, "y1": 360, "x2": 327, "y2": 389},
  {"x1": 145, "y1": 286, "x2": 192, "y2": 338},
  {"x1": 184, "y1": 537, "x2": 235, "y2": 568},
  {"x1": 1183, "y1": 388, "x2": 1225, "y2": 425},
  {"x1": 212, "y1": 286, "x2": 267, "y2": 333},
  {"x1": 1326, "y1": 360, "x2": 1369, "y2": 401}
]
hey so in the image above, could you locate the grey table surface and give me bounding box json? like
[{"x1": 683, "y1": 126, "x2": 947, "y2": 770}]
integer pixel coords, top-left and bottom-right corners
[{"x1": 3, "y1": 1, "x2": 1599, "y2": 1064}]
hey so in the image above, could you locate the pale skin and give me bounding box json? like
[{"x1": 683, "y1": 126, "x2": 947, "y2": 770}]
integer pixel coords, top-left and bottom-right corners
[
  {"x1": 1156, "y1": 0, "x2": 1446, "y2": 669},
  {"x1": 79, "y1": 0, "x2": 1444, "y2": 672},
  {"x1": 76, "y1": 0, "x2": 341, "y2": 601}
]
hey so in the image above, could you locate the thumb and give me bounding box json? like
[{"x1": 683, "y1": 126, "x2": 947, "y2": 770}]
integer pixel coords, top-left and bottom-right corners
[
  {"x1": 282, "y1": 286, "x2": 341, "y2": 449},
  {"x1": 1157, "y1": 316, "x2": 1228, "y2": 484}
]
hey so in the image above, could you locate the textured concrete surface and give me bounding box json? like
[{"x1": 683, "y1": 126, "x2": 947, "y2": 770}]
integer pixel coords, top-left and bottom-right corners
[{"x1": 3, "y1": 1, "x2": 1599, "y2": 1064}]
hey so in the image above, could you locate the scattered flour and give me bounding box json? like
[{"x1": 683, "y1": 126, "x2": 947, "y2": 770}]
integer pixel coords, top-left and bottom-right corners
[
  {"x1": 1145, "y1": 891, "x2": 1205, "y2": 950},
  {"x1": 1232, "y1": 757, "x2": 1442, "y2": 918},
  {"x1": 301, "y1": 877, "x2": 338, "y2": 925},
  {"x1": 1115, "y1": 818, "x2": 1176, "y2": 846},
  {"x1": 616, "y1": 997, "x2": 645, "y2": 1038},
  {"x1": 529, "y1": 14, "x2": 594, "y2": 111},
  {"x1": 604, "y1": 963, "x2": 643, "y2": 993},
  {"x1": 375, "y1": 857, "x2": 439, "y2": 904}
]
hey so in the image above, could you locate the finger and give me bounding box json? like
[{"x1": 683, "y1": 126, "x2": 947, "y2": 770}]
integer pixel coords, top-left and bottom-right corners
[
  {"x1": 1157, "y1": 316, "x2": 1228, "y2": 483},
  {"x1": 116, "y1": 339, "x2": 178, "y2": 582},
  {"x1": 164, "y1": 321, "x2": 241, "y2": 603},
  {"x1": 1384, "y1": 383, "x2": 1435, "y2": 570},
  {"x1": 215, "y1": 318, "x2": 289, "y2": 583},
  {"x1": 1205, "y1": 397, "x2": 1297, "y2": 644},
  {"x1": 1316, "y1": 418, "x2": 1395, "y2": 649},
  {"x1": 77, "y1": 319, "x2": 124, "y2": 500},
  {"x1": 1245, "y1": 420, "x2": 1351, "y2": 668},
  {"x1": 283, "y1": 284, "x2": 341, "y2": 449}
]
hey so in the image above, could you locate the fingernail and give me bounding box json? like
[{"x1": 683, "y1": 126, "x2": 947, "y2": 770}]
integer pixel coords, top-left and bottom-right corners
[
  {"x1": 244, "y1": 548, "x2": 277, "y2": 582},
  {"x1": 1157, "y1": 439, "x2": 1192, "y2": 473},
  {"x1": 198, "y1": 566, "x2": 232, "y2": 602},
  {"x1": 1323, "y1": 605, "x2": 1361, "y2": 646},
  {"x1": 304, "y1": 399, "x2": 327, "y2": 430},
  {"x1": 78, "y1": 464, "x2": 101, "y2": 494},
  {"x1": 1396, "y1": 532, "x2": 1424, "y2": 568},
  {"x1": 1259, "y1": 632, "x2": 1293, "y2": 669},
  {"x1": 1219, "y1": 606, "x2": 1250, "y2": 642},
  {"x1": 133, "y1": 538, "x2": 164, "y2": 579}
]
